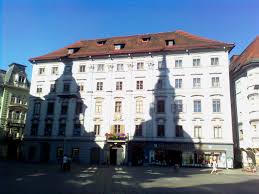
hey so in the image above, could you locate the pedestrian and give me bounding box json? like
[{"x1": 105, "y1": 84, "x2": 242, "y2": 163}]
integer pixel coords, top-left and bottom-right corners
[
  {"x1": 210, "y1": 159, "x2": 218, "y2": 174},
  {"x1": 63, "y1": 154, "x2": 68, "y2": 172}
]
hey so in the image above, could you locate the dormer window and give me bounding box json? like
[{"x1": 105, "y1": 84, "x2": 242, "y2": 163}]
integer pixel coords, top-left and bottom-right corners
[
  {"x1": 67, "y1": 47, "x2": 79, "y2": 54},
  {"x1": 142, "y1": 37, "x2": 151, "y2": 42},
  {"x1": 114, "y1": 44, "x2": 125, "y2": 50},
  {"x1": 166, "y1": 40, "x2": 175, "y2": 46},
  {"x1": 97, "y1": 40, "x2": 107, "y2": 46},
  {"x1": 68, "y1": 48, "x2": 75, "y2": 54}
]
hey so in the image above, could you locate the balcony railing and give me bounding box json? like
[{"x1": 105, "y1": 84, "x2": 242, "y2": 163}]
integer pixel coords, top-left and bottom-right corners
[{"x1": 105, "y1": 133, "x2": 128, "y2": 141}]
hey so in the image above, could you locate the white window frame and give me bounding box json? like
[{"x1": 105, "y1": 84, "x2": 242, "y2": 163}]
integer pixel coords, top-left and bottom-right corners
[
  {"x1": 136, "y1": 80, "x2": 143, "y2": 90},
  {"x1": 194, "y1": 126, "x2": 202, "y2": 138},
  {"x1": 193, "y1": 78, "x2": 201, "y2": 88},
  {"x1": 193, "y1": 58, "x2": 201, "y2": 67},
  {"x1": 212, "y1": 99, "x2": 221, "y2": 113},
  {"x1": 194, "y1": 100, "x2": 201, "y2": 112},
  {"x1": 212, "y1": 77, "x2": 220, "y2": 87},
  {"x1": 211, "y1": 57, "x2": 219, "y2": 66},
  {"x1": 116, "y1": 64, "x2": 124, "y2": 71},
  {"x1": 175, "y1": 78, "x2": 182, "y2": 89},
  {"x1": 137, "y1": 62, "x2": 144, "y2": 70},
  {"x1": 175, "y1": 59, "x2": 182, "y2": 68},
  {"x1": 96, "y1": 82, "x2": 103, "y2": 91},
  {"x1": 116, "y1": 81, "x2": 123, "y2": 90}
]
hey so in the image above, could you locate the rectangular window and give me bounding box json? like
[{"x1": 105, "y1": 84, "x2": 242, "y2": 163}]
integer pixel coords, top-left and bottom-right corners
[
  {"x1": 38, "y1": 67, "x2": 45, "y2": 75},
  {"x1": 135, "y1": 125, "x2": 142, "y2": 136},
  {"x1": 157, "y1": 125, "x2": 165, "y2": 137},
  {"x1": 212, "y1": 77, "x2": 220, "y2": 87},
  {"x1": 214, "y1": 126, "x2": 222, "y2": 138},
  {"x1": 96, "y1": 82, "x2": 103, "y2": 91},
  {"x1": 211, "y1": 57, "x2": 219, "y2": 66},
  {"x1": 115, "y1": 101, "x2": 122, "y2": 113},
  {"x1": 116, "y1": 81, "x2": 123, "y2": 90},
  {"x1": 213, "y1": 99, "x2": 221, "y2": 113},
  {"x1": 194, "y1": 100, "x2": 201, "y2": 112},
  {"x1": 193, "y1": 58, "x2": 201, "y2": 67},
  {"x1": 194, "y1": 126, "x2": 202, "y2": 138},
  {"x1": 117, "y1": 64, "x2": 124, "y2": 71},
  {"x1": 79, "y1": 84, "x2": 84, "y2": 92},
  {"x1": 47, "y1": 102, "x2": 55, "y2": 115},
  {"x1": 52, "y1": 67, "x2": 58, "y2": 75},
  {"x1": 157, "y1": 100, "x2": 165, "y2": 113},
  {"x1": 174, "y1": 100, "x2": 183, "y2": 113},
  {"x1": 136, "y1": 80, "x2": 143, "y2": 90},
  {"x1": 61, "y1": 101, "x2": 68, "y2": 115},
  {"x1": 97, "y1": 64, "x2": 104, "y2": 72},
  {"x1": 114, "y1": 125, "x2": 121, "y2": 134},
  {"x1": 50, "y1": 84, "x2": 56, "y2": 92},
  {"x1": 137, "y1": 62, "x2": 144, "y2": 70},
  {"x1": 175, "y1": 60, "x2": 182, "y2": 68},
  {"x1": 10, "y1": 96, "x2": 16, "y2": 104},
  {"x1": 75, "y1": 101, "x2": 83, "y2": 114},
  {"x1": 36, "y1": 86, "x2": 42, "y2": 94},
  {"x1": 94, "y1": 125, "x2": 100, "y2": 135},
  {"x1": 193, "y1": 78, "x2": 201, "y2": 88},
  {"x1": 59, "y1": 121, "x2": 66, "y2": 136},
  {"x1": 63, "y1": 83, "x2": 70, "y2": 92},
  {"x1": 166, "y1": 40, "x2": 175, "y2": 46},
  {"x1": 157, "y1": 79, "x2": 164, "y2": 89},
  {"x1": 31, "y1": 122, "x2": 38, "y2": 136},
  {"x1": 73, "y1": 120, "x2": 82, "y2": 136},
  {"x1": 136, "y1": 99, "x2": 143, "y2": 113},
  {"x1": 44, "y1": 121, "x2": 52, "y2": 136},
  {"x1": 175, "y1": 79, "x2": 182, "y2": 89},
  {"x1": 114, "y1": 44, "x2": 125, "y2": 50},
  {"x1": 176, "y1": 125, "x2": 183, "y2": 137},
  {"x1": 95, "y1": 101, "x2": 102, "y2": 113},
  {"x1": 33, "y1": 102, "x2": 41, "y2": 115},
  {"x1": 79, "y1": 65, "x2": 86, "y2": 72}
]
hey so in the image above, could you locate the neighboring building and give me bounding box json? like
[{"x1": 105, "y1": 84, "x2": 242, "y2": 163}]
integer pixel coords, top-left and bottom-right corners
[
  {"x1": 230, "y1": 36, "x2": 259, "y2": 167},
  {"x1": 0, "y1": 63, "x2": 30, "y2": 160},
  {"x1": 24, "y1": 30, "x2": 234, "y2": 168}
]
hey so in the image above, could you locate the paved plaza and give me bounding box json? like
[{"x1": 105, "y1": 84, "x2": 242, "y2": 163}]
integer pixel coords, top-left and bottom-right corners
[{"x1": 1, "y1": 161, "x2": 259, "y2": 194}]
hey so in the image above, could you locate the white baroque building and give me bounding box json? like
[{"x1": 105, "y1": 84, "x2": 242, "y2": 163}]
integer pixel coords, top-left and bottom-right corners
[
  {"x1": 24, "y1": 30, "x2": 234, "y2": 167},
  {"x1": 230, "y1": 36, "x2": 259, "y2": 167}
]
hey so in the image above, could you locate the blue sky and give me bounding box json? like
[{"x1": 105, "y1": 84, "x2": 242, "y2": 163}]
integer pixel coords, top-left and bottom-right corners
[{"x1": 1, "y1": 0, "x2": 259, "y2": 79}]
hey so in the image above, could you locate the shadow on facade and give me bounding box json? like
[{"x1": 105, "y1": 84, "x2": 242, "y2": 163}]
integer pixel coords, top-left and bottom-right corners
[
  {"x1": 24, "y1": 60, "x2": 101, "y2": 164},
  {"x1": 127, "y1": 53, "x2": 198, "y2": 167}
]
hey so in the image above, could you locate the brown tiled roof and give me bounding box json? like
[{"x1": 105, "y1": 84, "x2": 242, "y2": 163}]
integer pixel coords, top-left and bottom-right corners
[
  {"x1": 30, "y1": 30, "x2": 234, "y2": 62},
  {"x1": 230, "y1": 36, "x2": 259, "y2": 75}
]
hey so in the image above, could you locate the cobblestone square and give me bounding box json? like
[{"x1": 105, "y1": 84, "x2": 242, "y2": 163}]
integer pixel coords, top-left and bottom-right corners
[{"x1": 1, "y1": 162, "x2": 259, "y2": 194}]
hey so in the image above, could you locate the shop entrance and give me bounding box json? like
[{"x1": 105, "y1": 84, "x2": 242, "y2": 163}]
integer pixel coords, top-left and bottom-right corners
[
  {"x1": 167, "y1": 150, "x2": 182, "y2": 166},
  {"x1": 40, "y1": 142, "x2": 50, "y2": 162},
  {"x1": 110, "y1": 145, "x2": 123, "y2": 165}
]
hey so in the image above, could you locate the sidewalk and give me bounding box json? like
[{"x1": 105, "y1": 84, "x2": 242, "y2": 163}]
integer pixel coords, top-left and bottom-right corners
[{"x1": 219, "y1": 168, "x2": 259, "y2": 175}]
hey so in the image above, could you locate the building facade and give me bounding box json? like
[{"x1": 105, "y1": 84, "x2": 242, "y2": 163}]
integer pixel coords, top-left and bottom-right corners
[
  {"x1": 0, "y1": 63, "x2": 30, "y2": 160},
  {"x1": 230, "y1": 36, "x2": 259, "y2": 167},
  {"x1": 24, "y1": 30, "x2": 234, "y2": 167}
]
